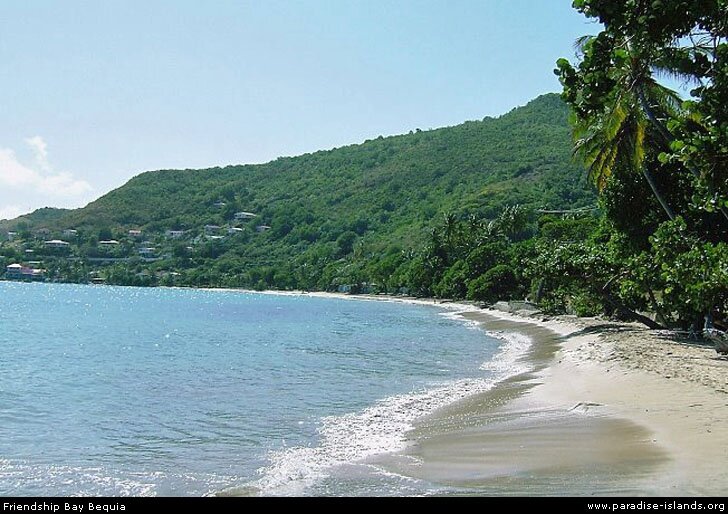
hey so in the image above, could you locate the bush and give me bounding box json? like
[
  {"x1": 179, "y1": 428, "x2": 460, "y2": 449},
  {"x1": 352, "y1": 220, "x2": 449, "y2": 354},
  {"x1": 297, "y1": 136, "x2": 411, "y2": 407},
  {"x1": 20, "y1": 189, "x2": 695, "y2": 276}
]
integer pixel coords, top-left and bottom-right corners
[
  {"x1": 433, "y1": 260, "x2": 469, "y2": 299},
  {"x1": 467, "y1": 264, "x2": 518, "y2": 303}
]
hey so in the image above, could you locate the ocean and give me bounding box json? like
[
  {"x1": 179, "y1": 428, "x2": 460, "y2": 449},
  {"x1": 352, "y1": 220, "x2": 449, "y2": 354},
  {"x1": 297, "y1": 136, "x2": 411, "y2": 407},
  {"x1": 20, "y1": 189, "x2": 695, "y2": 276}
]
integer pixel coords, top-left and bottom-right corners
[{"x1": 0, "y1": 282, "x2": 529, "y2": 496}]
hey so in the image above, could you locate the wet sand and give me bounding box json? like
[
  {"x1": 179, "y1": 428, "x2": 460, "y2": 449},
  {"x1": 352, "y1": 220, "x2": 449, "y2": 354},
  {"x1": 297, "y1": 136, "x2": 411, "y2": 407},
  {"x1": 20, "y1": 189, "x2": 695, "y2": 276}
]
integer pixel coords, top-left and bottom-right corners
[
  {"x1": 225, "y1": 291, "x2": 727, "y2": 495},
  {"x1": 381, "y1": 310, "x2": 728, "y2": 496}
]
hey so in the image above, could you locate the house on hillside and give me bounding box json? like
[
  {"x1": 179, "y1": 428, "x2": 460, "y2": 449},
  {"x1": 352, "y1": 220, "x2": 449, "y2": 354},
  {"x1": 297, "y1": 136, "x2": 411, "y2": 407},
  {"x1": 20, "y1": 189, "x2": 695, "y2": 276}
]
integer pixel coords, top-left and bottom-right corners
[
  {"x1": 5, "y1": 263, "x2": 44, "y2": 281},
  {"x1": 7, "y1": 232, "x2": 17, "y2": 241},
  {"x1": 165, "y1": 230, "x2": 185, "y2": 239},
  {"x1": 26, "y1": 268, "x2": 45, "y2": 281},
  {"x1": 204, "y1": 225, "x2": 221, "y2": 234},
  {"x1": 5, "y1": 263, "x2": 22, "y2": 279},
  {"x1": 255, "y1": 225, "x2": 271, "y2": 233},
  {"x1": 138, "y1": 247, "x2": 156, "y2": 257},
  {"x1": 63, "y1": 229, "x2": 78, "y2": 237},
  {"x1": 213, "y1": 201, "x2": 226, "y2": 209},
  {"x1": 128, "y1": 229, "x2": 142, "y2": 238},
  {"x1": 227, "y1": 227, "x2": 244, "y2": 235},
  {"x1": 98, "y1": 240, "x2": 119, "y2": 246},
  {"x1": 45, "y1": 239, "x2": 70, "y2": 249},
  {"x1": 234, "y1": 211, "x2": 257, "y2": 221}
]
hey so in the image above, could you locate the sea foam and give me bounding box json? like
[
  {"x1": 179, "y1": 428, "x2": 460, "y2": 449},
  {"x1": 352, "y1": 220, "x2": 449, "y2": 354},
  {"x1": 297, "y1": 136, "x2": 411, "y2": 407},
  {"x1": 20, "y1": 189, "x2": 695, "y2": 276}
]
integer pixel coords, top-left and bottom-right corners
[{"x1": 255, "y1": 313, "x2": 533, "y2": 496}]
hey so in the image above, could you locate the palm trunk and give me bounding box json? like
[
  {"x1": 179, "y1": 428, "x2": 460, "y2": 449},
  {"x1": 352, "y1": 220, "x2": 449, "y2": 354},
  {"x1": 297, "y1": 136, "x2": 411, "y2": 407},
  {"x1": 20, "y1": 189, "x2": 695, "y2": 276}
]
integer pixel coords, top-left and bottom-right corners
[{"x1": 641, "y1": 166, "x2": 676, "y2": 220}]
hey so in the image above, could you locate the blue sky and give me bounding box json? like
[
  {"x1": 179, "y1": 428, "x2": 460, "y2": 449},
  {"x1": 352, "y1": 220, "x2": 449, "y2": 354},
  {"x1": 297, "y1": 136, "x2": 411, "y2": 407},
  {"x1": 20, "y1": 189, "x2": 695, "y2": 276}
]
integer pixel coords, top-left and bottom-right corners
[{"x1": 0, "y1": 1, "x2": 595, "y2": 220}]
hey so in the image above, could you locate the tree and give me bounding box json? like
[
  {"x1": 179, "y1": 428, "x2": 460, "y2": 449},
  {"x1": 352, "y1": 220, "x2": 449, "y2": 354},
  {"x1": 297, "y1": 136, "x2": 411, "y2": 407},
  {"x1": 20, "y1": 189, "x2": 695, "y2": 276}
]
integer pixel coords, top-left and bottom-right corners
[
  {"x1": 556, "y1": 0, "x2": 728, "y2": 225},
  {"x1": 556, "y1": 0, "x2": 728, "y2": 332},
  {"x1": 557, "y1": 33, "x2": 682, "y2": 220},
  {"x1": 98, "y1": 227, "x2": 113, "y2": 241},
  {"x1": 467, "y1": 265, "x2": 519, "y2": 304}
]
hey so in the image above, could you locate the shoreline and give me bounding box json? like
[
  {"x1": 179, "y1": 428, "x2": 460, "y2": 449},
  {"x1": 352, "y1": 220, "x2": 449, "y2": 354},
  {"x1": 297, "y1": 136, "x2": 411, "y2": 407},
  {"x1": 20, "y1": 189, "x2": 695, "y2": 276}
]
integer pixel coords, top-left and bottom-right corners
[
  {"x1": 381, "y1": 307, "x2": 728, "y2": 496},
  {"x1": 12, "y1": 283, "x2": 726, "y2": 494},
  {"x1": 205, "y1": 287, "x2": 728, "y2": 494},
  {"x1": 232, "y1": 288, "x2": 727, "y2": 494}
]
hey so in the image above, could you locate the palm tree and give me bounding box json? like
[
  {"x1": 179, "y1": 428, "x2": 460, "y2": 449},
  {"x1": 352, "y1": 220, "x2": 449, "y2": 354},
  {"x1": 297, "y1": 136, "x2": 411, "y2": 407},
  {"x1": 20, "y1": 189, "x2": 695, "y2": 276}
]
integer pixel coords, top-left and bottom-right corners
[
  {"x1": 497, "y1": 204, "x2": 530, "y2": 240},
  {"x1": 570, "y1": 34, "x2": 728, "y2": 223},
  {"x1": 571, "y1": 36, "x2": 682, "y2": 221},
  {"x1": 442, "y1": 212, "x2": 459, "y2": 247}
]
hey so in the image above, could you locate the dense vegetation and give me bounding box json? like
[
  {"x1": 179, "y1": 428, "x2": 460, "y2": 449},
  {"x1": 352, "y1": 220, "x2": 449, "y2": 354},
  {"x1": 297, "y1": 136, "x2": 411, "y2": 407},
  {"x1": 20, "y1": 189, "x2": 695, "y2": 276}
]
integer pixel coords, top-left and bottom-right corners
[
  {"x1": 545, "y1": 0, "x2": 727, "y2": 332},
  {"x1": 1, "y1": 94, "x2": 595, "y2": 291},
  {"x1": 2, "y1": 1, "x2": 725, "y2": 336},
  {"x1": 406, "y1": 0, "x2": 727, "y2": 334}
]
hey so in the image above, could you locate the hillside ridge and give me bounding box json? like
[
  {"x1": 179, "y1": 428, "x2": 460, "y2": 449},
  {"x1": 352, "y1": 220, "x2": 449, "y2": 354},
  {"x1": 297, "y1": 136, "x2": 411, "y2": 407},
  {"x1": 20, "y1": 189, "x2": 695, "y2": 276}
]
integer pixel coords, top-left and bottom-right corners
[{"x1": 0, "y1": 93, "x2": 594, "y2": 290}]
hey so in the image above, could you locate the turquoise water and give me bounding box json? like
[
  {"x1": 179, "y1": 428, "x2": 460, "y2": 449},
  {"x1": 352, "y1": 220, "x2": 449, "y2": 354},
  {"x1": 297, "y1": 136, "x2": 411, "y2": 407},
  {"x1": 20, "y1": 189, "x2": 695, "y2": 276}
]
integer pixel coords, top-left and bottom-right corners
[{"x1": 0, "y1": 282, "x2": 516, "y2": 496}]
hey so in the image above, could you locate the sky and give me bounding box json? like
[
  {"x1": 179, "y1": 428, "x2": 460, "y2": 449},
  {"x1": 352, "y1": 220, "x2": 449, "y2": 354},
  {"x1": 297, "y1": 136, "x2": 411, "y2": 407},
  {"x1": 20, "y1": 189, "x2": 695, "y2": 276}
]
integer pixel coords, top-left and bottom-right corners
[{"x1": 0, "y1": 1, "x2": 596, "y2": 220}]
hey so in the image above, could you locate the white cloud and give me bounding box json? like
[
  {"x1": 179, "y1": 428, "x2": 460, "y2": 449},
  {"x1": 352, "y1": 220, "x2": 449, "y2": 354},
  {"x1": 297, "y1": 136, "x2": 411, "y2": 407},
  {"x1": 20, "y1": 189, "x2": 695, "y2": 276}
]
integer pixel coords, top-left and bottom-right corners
[
  {"x1": 25, "y1": 135, "x2": 50, "y2": 172},
  {"x1": 0, "y1": 137, "x2": 93, "y2": 208},
  {"x1": 0, "y1": 205, "x2": 23, "y2": 221}
]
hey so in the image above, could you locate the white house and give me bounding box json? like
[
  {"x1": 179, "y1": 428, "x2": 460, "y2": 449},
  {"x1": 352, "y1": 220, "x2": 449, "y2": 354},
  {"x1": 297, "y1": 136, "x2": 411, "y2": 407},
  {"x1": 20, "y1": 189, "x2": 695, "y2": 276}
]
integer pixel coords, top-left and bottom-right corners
[
  {"x1": 63, "y1": 229, "x2": 78, "y2": 237},
  {"x1": 213, "y1": 201, "x2": 226, "y2": 209},
  {"x1": 255, "y1": 225, "x2": 271, "y2": 233},
  {"x1": 98, "y1": 240, "x2": 119, "y2": 246},
  {"x1": 138, "y1": 247, "x2": 156, "y2": 256},
  {"x1": 128, "y1": 229, "x2": 143, "y2": 238},
  {"x1": 5, "y1": 263, "x2": 23, "y2": 279},
  {"x1": 27, "y1": 268, "x2": 45, "y2": 280},
  {"x1": 234, "y1": 211, "x2": 257, "y2": 221},
  {"x1": 4, "y1": 263, "x2": 44, "y2": 281},
  {"x1": 227, "y1": 227, "x2": 244, "y2": 235},
  {"x1": 45, "y1": 239, "x2": 70, "y2": 248}
]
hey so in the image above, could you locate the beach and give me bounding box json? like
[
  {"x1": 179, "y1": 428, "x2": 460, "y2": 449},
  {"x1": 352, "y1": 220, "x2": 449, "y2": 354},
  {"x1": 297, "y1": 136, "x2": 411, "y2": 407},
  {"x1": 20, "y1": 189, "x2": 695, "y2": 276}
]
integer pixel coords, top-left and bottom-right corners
[
  {"x1": 372, "y1": 306, "x2": 728, "y2": 496},
  {"x1": 4, "y1": 282, "x2": 726, "y2": 496},
  {"x1": 219, "y1": 291, "x2": 728, "y2": 496}
]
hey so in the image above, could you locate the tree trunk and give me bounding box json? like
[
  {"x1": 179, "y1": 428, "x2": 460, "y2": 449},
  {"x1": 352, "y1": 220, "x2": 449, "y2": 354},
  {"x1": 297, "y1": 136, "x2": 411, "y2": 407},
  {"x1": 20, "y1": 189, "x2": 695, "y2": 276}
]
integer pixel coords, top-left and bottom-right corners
[
  {"x1": 600, "y1": 273, "x2": 664, "y2": 329},
  {"x1": 647, "y1": 288, "x2": 670, "y2": 327},
  {"x1": 641, "y1": 167, "x2": 676, "y2": 220},
  {"x1": 601, "y1": 291, "x2": 665, "y2": 329}
]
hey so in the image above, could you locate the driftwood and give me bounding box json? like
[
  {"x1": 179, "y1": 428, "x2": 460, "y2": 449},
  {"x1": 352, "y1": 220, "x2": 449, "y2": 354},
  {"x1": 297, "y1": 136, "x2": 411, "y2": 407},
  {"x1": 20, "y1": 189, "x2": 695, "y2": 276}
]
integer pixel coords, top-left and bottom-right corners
[{"x1": 705, "y1": 329, "x2": 728, "y2": 355}]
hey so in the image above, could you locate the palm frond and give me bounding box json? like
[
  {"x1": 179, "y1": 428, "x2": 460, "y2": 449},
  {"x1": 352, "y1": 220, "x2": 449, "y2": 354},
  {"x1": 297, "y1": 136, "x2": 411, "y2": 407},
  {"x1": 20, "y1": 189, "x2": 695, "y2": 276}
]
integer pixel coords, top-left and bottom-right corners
[
  {"x1": 573, "y1": 35, "x2": 595, "y2": 56},
  {"x1": 644, "y1": 80, "x2": 684, "y2": 117}
]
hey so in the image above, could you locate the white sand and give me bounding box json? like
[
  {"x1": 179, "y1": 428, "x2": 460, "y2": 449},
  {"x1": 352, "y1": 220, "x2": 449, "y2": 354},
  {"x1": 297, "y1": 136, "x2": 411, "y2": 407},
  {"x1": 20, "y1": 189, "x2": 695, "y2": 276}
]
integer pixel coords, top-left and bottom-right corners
[{"x1": 392, "y1": 308, "x2": 728, "y2": 495}]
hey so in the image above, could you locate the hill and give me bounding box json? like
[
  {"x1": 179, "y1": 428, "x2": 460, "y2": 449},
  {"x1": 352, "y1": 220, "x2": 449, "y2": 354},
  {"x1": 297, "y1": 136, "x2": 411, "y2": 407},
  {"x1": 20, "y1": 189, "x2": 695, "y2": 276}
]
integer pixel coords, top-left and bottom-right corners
[{"x1": 0, "y1": 93, "x2": 594, "y2": 290}]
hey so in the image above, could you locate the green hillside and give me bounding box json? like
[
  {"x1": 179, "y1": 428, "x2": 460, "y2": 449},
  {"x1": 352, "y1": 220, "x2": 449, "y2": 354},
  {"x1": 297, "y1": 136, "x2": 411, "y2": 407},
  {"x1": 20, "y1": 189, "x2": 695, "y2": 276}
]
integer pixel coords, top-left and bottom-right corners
[{"x1": 1, "y1": 93, "x2": 594, "y2": 289}]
